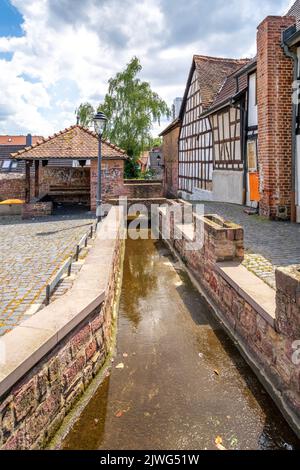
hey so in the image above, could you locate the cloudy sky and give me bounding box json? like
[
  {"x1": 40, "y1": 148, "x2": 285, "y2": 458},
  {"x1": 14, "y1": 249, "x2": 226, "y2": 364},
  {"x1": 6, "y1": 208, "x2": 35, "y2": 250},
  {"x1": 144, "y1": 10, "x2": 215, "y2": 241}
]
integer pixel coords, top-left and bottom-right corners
[{"x1": 0, "y1": 0, "x2": 294, "y2": 137}]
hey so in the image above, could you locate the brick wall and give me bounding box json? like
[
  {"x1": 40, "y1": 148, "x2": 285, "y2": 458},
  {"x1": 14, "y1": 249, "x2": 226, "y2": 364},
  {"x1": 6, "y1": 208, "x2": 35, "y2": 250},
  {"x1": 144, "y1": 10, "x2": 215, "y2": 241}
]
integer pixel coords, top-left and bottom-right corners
[
  {"x1": 90, "y1": 160, "x2": 163, "y2": 211},
  {"x1": 162, "y1": 124, "x2": 180, "y2": 198},
  {"x1": 124, "y1": 181, "x2": 163, "y2": 199},
  {"x1": 0, "y1": 174, "x2": 25, "y2": 201},
  {"x1": 0, "y1": 216, "x2": 124, "y2": 449},
  {"x1": 90, "y1": 160, "x2": 125, "y2": 211},
  {"x1": 257, "y1": 16, "x2": 295, "y2": 220},
  {"x1": 160, "y1": 201, "x2": 300, "y2": 434}
]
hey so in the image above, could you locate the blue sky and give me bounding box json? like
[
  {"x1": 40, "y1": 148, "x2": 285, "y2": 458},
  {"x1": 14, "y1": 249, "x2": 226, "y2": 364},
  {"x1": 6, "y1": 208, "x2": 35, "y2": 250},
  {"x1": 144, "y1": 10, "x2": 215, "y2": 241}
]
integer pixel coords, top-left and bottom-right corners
[
  {"x1": 0, "y1": 0, "x2": 293, "y2": 136},
  {"x1": 0, "y1": 0, "x2": 23, "y2": 37}
]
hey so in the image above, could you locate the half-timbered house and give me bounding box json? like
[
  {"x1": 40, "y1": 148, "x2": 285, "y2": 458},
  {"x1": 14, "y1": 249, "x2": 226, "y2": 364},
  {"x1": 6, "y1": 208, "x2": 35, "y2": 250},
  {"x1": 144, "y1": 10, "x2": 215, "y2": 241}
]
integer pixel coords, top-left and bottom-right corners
[
  {"x1": 202, "y1": 58, "x2": 258, "y2": 206},
  {"x1": 161, "y1": 0, "x2": 300, "y2": 221},
  {"x1": 178, "y1": 55, "x2": 249, "y2": 202}
]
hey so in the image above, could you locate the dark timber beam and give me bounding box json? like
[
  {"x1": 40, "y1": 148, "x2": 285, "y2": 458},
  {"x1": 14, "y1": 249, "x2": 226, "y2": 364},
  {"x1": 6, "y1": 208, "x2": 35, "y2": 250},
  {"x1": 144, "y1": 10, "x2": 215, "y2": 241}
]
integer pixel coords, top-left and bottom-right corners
[
  {"x1": 25, "y1": 160, "x2": 31, "y2": 203},
  {"x1": 34, "y1": 160, "x2": 40, "y2": 198}
]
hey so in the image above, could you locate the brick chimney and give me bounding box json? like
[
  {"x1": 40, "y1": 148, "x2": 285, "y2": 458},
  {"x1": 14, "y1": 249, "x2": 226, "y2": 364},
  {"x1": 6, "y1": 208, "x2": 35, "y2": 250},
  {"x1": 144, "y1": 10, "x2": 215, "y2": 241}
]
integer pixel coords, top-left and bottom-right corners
[{"x1": 257, "y1": 16, "x2": 295, "y2": 220}]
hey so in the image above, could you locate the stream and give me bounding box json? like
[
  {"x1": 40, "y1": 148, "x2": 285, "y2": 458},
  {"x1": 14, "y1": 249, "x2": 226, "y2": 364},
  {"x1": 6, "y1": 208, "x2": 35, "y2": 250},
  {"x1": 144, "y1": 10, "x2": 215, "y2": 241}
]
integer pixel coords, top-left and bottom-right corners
[{"x1": 61, "y1": 233, "x2": 300, "y2": 450}]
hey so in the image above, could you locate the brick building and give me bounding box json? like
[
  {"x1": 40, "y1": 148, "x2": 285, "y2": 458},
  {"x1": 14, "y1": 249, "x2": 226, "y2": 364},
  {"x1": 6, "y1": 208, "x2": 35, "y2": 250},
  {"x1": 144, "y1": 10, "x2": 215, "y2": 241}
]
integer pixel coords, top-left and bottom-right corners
[
  {"x1": 0, "y1": 135, "x2": 43, "y2": 201},
  {"x1": 160, "y1": 0, "x2": 300, "y2": 222},
  {"x1": 10, "y1": 125, "x2": 128, "y2": 212},
  {"x1": 159, "y1": 118, "x2": 180, "y2": 197}
]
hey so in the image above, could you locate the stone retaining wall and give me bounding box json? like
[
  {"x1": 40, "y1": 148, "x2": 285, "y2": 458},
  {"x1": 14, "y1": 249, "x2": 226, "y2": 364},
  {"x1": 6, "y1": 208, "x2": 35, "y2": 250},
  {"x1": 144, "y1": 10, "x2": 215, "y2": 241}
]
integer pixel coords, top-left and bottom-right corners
[
  {"x1": 0, "y1": 207, "x2": 125, "y2": 449},
  {"x1": 159, "y1": 201, "x2": 300, "y2": 436}
]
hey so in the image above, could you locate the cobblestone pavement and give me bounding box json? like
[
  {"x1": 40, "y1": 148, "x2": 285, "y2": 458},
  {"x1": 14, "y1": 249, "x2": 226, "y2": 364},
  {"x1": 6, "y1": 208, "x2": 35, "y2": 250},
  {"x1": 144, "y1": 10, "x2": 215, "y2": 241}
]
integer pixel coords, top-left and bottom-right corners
[
  {"x1": 0, "y1": 212, "x2": 94, "y2": 336},
  {"x1": 200, "y1": 202, "x2": 300, "y2": 288}
]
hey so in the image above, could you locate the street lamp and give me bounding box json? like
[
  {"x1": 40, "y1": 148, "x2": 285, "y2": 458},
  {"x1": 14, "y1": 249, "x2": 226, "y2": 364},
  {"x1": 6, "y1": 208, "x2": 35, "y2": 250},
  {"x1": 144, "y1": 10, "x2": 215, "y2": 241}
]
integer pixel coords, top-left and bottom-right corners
[{"x1": 93, "y1": 111, "x2": 107, "y2": 222}]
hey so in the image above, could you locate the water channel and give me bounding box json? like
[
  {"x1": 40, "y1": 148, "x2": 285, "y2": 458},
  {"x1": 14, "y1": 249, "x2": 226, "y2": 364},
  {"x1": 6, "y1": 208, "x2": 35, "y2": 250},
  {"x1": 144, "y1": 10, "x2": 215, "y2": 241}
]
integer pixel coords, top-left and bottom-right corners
[{"x1": 61, "y1": 233, "x2": 300, "y2": 450}]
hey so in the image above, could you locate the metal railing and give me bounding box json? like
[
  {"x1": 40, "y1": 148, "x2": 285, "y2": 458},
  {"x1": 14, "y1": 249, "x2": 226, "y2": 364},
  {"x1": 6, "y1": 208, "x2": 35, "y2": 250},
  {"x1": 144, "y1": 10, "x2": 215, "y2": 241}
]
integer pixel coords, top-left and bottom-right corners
[{"x1": 45, "y1": 221, "x2": 98, "y2": 306}]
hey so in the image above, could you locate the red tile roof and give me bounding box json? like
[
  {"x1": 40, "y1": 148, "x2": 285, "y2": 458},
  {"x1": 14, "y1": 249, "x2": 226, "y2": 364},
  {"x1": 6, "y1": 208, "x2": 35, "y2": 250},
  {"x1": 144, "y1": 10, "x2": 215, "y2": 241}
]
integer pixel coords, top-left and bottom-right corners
[
  {"x1": 287, "y1": 0, "x2": 300, "y2": 20},
  {"x1": 0, "y1": 135, "x2": 42, "y2": 145},
  {"x1": 11, "y1": 125, "x2": 128, "y2": 160},
  {"x1": 193, "y1": 55, "x2": 250, "y2": 111},
  {"x1": 211, "y1": 57, "x2": 256, "y2": 110}
]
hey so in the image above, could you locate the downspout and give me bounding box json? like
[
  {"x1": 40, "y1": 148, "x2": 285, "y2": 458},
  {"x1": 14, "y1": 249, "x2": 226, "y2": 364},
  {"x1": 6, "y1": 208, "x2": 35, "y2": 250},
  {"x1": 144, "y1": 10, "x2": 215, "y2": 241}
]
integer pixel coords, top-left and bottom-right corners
[{"x1": 282, "y1": 38, "x2": 298, "y2": 222}]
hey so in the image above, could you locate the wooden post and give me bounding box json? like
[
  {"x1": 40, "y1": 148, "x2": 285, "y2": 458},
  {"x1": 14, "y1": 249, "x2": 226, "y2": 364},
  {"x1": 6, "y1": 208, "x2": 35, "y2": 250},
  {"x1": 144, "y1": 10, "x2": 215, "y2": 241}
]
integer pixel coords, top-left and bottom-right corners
[
  {"x1": 25, "y1": 160, "x2": 31, "y2": 203},
  {"x1": 34, "y1": 160, "x2": 40, "y2": 198}
]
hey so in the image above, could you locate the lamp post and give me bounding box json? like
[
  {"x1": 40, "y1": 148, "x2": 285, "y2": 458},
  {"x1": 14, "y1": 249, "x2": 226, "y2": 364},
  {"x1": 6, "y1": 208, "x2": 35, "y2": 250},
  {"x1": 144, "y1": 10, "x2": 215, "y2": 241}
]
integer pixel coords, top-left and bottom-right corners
[{"x1": 93, "y1": 111, "x2": 107, "y2": 222}]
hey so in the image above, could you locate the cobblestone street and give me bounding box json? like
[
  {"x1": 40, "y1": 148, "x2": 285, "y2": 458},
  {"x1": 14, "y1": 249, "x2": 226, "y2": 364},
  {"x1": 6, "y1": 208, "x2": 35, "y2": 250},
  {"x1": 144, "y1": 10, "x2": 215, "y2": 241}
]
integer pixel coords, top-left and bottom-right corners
[
  {"x1": 202, "y1": 202, "x2": 300, "y2": 288},
  {"x1": 0, "y1": 212, "x2": 94, "y2": 336}
]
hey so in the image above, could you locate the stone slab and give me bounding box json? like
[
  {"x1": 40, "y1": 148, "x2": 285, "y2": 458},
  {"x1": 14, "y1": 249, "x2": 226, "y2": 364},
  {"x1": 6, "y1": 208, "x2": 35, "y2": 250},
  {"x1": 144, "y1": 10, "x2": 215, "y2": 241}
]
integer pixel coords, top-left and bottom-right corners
[{"x1": 216, "y1": 261, "x2": 276, "y2": 326}]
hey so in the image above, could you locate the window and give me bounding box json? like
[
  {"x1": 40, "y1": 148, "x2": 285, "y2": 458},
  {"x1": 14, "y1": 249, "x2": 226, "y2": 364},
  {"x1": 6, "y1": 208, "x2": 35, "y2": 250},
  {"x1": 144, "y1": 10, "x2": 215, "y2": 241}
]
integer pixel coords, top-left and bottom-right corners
[
  {"x1": 2, "y1": 160, "x2": 11, "y2": 169},
  {"x1": 11, "y1": 162, "x2": 18, "y2": 169}
]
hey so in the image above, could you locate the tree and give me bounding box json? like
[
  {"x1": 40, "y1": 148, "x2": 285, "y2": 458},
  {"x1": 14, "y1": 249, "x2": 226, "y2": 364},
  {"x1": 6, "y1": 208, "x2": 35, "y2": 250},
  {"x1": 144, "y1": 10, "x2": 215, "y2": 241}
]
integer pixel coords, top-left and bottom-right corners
[
  {"x1": 147, "y1": 136, "x2": 162, "y2": 150},
  {"x1": 75, "y1": 102, "x2": 95, "y2": 127},
  {"x1": 98, "y1": 57, "x2": 170, "y2": 176}
]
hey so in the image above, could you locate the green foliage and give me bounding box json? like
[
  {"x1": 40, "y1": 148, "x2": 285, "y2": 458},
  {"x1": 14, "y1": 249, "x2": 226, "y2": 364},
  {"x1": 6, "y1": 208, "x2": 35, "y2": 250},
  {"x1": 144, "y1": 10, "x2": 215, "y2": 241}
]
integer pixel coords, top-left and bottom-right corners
[
  {"x1": 147, "y1": 136, "x2": 162, "y2": 149},
  {"x1": 75, "y1": 102, "x2": 95, "y2": 127},
  {"x1": 98, "y1": 57, "x2": 170, "y2": 160},
  {"x1": 124, "y1": 158, "x2": 140, "y2": 179},
  {"x1": 140, "y1": 168, "x2": 156, "y2": 180}
]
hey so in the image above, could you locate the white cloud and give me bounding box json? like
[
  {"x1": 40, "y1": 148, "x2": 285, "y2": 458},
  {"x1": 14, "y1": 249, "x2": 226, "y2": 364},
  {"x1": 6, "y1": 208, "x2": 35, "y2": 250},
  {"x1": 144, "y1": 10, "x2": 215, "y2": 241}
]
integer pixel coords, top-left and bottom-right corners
[{"x1": 0, "y1": 0, "x2": 290, "y2": 136}]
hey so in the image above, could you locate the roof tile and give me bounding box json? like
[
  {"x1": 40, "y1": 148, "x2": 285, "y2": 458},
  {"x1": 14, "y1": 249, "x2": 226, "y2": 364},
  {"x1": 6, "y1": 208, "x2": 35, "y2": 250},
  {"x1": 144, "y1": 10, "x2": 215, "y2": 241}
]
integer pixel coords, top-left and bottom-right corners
[
  {"x1": 193, "y1": 55, "x2": 250, "y2": 110},
  {"x1": 11, "y1": 125, "x2": 128, "y2": 160}
]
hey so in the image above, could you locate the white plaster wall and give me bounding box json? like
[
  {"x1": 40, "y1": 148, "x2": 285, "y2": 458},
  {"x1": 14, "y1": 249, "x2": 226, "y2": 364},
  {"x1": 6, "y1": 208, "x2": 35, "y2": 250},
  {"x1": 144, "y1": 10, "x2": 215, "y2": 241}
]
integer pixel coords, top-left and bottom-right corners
[
  {"x1": 190, "y1": 187, "x2": 214, "y2": 201},
  {"x1": 212, "y1": 170, "x2": 244, "y2": 205},
  {"x1": 248, "y1": 73, "x2": 258, "y2": 128},
  {"x1": 178, "y1": 188, "x2": 213, "y2": 202}
]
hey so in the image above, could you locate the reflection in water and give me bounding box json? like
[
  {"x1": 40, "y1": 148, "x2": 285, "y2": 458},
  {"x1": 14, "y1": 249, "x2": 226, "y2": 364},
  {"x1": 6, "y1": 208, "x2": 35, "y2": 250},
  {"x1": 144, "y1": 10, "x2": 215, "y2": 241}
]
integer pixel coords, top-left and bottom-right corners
[
  {"x1": 63, "y1": 376, "x2": 110, "y2": 450},
  {"x1": 120, "y1": 234, "x2": 158, "y2": 328},
  {"x1": 62, "y1": 234, "x2": 300, "y2": 450}
]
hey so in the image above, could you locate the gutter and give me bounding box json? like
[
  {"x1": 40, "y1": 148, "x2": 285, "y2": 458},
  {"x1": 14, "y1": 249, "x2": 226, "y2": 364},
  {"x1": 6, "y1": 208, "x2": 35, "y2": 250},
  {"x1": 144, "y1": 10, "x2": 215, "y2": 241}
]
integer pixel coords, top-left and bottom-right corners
[{"x1": 282, "y1": 30, "x2": 298, "y2": 222}]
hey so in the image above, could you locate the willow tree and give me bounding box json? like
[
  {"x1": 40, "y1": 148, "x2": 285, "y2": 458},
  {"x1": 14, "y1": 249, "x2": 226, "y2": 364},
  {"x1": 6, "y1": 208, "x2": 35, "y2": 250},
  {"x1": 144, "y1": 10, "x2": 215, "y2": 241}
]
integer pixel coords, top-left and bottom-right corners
[
  {"x1": 75, "y1": 102, "x2": 95, "y2": 127},
  {"x1": 98, "y1": 57, "x2": 170, "y2": 176}
]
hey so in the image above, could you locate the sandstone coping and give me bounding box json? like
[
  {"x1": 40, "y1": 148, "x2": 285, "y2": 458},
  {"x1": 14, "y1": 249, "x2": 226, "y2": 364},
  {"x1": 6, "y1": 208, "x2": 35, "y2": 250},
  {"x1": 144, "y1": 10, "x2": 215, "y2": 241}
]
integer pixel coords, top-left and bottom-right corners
[
  {"x1": 216, "y1": 261, "x2": 276, "y2": 326},
  {"x1": 275, "y1": 264, "x2": 300, "y2": 338},
  {"x1": 0, "y1": 204, "x2": 23, "y2": 216},
  {"x1": 0, "y1": 206, "x2": 124, "y2": 398}
]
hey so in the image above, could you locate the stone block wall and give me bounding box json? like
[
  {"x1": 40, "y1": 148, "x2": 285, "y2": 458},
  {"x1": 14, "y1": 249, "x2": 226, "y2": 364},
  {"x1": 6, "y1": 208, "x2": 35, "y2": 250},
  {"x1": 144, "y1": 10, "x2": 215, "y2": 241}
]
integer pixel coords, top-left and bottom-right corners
[
  {"x1": 0, "y1": 174, "x2": 25, "y2": 201},
  {"x1": 276, "y1": 265, "x2": 300, "y2": 339},
  {"x1": 0, "y1": 208, "x2": 124, "y2": 449},
  {"x1": 257, "y1": 16, "x2": 295, "y2": 220},
  {"x1": 160, "y1": 201, "x2": 300, "y2": 434},
  {"x1": 22, "y1": 201, "x2": 53, "y2": 219}
]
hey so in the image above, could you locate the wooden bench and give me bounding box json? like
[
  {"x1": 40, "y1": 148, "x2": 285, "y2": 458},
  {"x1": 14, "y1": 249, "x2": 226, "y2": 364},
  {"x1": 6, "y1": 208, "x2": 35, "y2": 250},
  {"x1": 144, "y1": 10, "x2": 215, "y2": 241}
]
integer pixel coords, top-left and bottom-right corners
[{"x1": 48, "y1": 185, "x2": 90, "y2": 196}]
